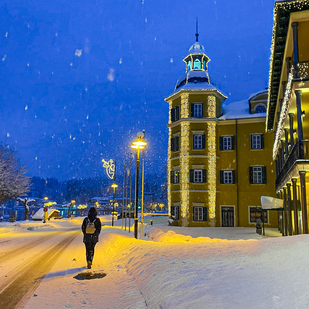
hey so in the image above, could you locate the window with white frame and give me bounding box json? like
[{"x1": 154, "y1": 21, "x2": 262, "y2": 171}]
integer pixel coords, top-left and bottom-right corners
[
  {"x1": 193, "y1": 206, "x2": 203, "y2": 221},
  {"x1": 253, "y1": 167, "x2": 262, "y2": 184},
  {"x1": 193, "y1": 134, "x2": 203, "y2": 149},
  {"x1": 251, "y1": 134, "x2": 263, "y2": 149},
  {"x1": 194, "y1": 170, "x2": 203, "y2": 183},
  {"x1": 222, "y1": 136, "x2": 232, "y2": 150},
  {"x1": 193, "y1": 103, "x2": 203, "y2": 118},
  {"x1": 223, "y1": 171, "x2": 233, "y2": 184}
]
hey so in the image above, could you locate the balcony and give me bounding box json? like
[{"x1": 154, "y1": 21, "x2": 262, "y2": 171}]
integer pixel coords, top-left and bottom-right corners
[{"x1": 276, "y1": 140, "x2": 309, "y2": 187}]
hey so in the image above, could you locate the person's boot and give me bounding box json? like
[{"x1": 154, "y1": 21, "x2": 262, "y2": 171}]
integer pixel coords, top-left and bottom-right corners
[{"x1": 87, "y1": 261, "x2": 91, "y2": 269}]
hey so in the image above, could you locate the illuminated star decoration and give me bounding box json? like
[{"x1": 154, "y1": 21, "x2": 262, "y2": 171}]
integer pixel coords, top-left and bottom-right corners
[{"x1": 102, "y1": 159, "x2": 115, "y2": 179}]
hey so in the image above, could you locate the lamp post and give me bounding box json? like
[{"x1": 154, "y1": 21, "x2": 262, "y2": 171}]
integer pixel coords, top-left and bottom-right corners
[
  {"x1": 131, "y1": 133, "x2": 147, "y2": 239},
  {"x1": 111, "y1": 182, "x2": 118, "y2": 226},
  {"x1": 43, "y1": 196, "x2": 48, "y2": 223}
]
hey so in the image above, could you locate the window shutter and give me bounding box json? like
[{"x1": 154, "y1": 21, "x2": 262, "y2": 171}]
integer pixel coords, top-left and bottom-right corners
[
  {"x1": 171, "y1": 137, "x2": 175, "y2": 152},
  {"x1": 190, "y1": 169, "x2": 194, "y2": 182},
  {"x1": 171, "y1": 108, "x2": 175, "y2": 122},
  {"x1": 231, "y1": 136, "x2": 235, "y2": 150},
  {"x1": 220, "y1": 170, "x2": 224, "y2": 184},
  {"x1": 203, "y1": 207, "x2": 207, "y2": 221},
  {"x1": 232, "y1": 170, "x2": 236, "y2": 184},
  {"x1": 262, "y1": 166, "x2": 267, "y2": 184},
  {"x1": 201, "y1": 103, "x2": 204, "y2": 117},
  {"x1": 249, "y1": 167, "x2": 253, "y2": 184},
  {"x1": 261, "y1": 134, "x2": 264, "y2": 149},
  {"x1": 191, "y1": 103, "x2": 194, "y2": 117},
  {"x1": 202, "y1": 135, "x2": 205, "y2": 149},
  {"x1": 202, "y1": 169, "x2": 207, "y2": 183},
  {"x1": 250, "y1": 135, "x2": 253, "y2": 149},
  {"x1": 177, "y1": 206, "x2": 180, "y2": 220},
  {"x1": 176, "y1": 106, "x2": 180, "y2": 121},
  {"x1": 219, "y1": 136, "x2": 223, "y2": 150},
  {"x1": 175, "y1": 136, "x2": 179, "y2": 151},
  {"x1": 170, "y1": 171, "x2": 174, "y2": 184}
]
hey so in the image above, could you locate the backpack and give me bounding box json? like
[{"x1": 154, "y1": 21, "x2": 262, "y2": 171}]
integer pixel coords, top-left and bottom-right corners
[{"x1": 85, "y1": 218, "x2": 96, "y2": 234}]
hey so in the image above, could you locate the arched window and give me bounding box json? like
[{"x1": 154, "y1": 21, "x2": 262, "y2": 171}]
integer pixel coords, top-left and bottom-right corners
[
  {"x1": 194, "y1": 59, "x2": 201, "y2": 69},
  {"x1": 255, "y1": 104, "x2": 266, "y2": 113},
  {"x1": 188, "y1": 61, "x2": 191, "y2": 71}
]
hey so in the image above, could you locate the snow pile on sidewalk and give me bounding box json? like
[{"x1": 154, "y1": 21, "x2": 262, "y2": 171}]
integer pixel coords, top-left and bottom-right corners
[{"x1": 102, "y1": 227, "x2": 309, "y2": 309}]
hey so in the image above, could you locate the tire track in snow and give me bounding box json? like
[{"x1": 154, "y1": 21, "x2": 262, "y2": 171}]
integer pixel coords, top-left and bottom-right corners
[{"x1": 0, "y1": 230, "x2": 79, "y2": 309}]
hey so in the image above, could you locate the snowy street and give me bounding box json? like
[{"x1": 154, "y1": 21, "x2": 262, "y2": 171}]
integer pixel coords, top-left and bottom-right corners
[{"x1": 0, "y1": 216, "x2": 309, "y2": 309}]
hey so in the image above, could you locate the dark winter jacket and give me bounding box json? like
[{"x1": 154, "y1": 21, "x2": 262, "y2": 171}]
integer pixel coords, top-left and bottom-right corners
[{"x1": 81, "y1": 213, "x2": 101, "y2": 243}]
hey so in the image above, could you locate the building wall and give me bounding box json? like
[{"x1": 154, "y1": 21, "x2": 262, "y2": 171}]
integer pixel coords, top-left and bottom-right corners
[{"x1": 168, "y1": 92, "x2": 278, "y2": 228}]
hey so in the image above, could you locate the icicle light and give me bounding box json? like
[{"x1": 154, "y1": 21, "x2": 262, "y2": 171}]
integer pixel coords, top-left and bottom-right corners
[
  {"x1": 273, "y1": 67, "x2": 294, "y2": 160},
  {"x1": 180, "y1": 121, "x2": 190, "y2": 226}
]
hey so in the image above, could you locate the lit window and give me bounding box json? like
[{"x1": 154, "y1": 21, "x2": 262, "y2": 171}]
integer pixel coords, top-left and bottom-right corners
[
  {"x1": 174, "y1": 171, "x2": 179, "y2": 184},
  {"x1": 194, "y1": 59, "x2": 201, "y2": 69},
  {"x1": 249, "y1": 206, "x2": 268, "y2": 223}
]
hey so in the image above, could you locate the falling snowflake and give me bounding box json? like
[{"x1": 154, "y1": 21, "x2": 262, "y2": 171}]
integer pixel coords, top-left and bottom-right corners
[
  {"x1": 107, "y1": 68, "x2": 115, "y2": 81},
  {"x1": 75, "y1": 49, "x2": 82, "y2": 57}
]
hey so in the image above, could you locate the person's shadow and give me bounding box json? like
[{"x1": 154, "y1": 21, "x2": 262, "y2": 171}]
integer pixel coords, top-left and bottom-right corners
[{"x1": 42, "y1": 267, "x2": 87, "y2": 279}]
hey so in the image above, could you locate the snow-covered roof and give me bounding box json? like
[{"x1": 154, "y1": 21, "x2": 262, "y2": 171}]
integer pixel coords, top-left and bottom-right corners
[
  {"x1": 248, "y1": 90, "x2": 268, "y2": 102},
  {"x1": 219, "y1": 99, "x2": 266, "y2": 120},
  {"x1": 32, "y1": 208, "x2": 60, "y2": 220},
  {"x1": 188, "y1": 41, "x2": 206, "y2": 54}
]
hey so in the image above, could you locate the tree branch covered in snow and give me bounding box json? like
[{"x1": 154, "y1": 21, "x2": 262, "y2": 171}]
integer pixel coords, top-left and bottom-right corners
[{"x1": 0, "y1": 146, "x2": 30, "y2": 202}]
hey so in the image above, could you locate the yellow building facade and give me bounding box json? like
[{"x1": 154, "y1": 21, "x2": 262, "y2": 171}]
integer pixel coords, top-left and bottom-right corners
[
  {"x1": 266, "y1": 0, "x2": 309, "y2": 235},
  {"x1": 166, "y1": 38, "x2": 278, "y2": 228}
]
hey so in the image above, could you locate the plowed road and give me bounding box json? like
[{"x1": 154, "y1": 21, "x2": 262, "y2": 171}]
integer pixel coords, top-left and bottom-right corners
[{"x1": 0, "y1": 229, "x2": 79, "y2": 308}]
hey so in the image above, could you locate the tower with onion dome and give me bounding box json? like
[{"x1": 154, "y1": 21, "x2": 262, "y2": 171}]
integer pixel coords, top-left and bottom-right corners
[{"x1": 165, "y1": 32, "x2": 227, "y2": 227}]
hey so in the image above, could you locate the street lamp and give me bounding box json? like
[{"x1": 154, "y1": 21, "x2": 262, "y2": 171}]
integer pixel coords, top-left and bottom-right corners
[
  {"x1": 131, "y1": 133, "x2": 147, "y2": 239},
  {"x1": 43, "y1": 196, "x2": 48, "y2": 223},
  {"x1": 111, "y1": 182, "x2": 118, "y2": 226}
]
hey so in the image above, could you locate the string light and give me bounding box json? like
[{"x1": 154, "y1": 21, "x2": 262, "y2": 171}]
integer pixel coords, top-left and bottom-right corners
[
  {"x1": 273, "y1": 67, "x2": 294, "y2": 160},
  {"x1": 181, "y1": 93, "x2": 189, "y2": 118},
  {"x1": 167, "y1": 101, "x2": 172, "y2": 217},
  {"x1": 207, "y1": 95, "x2": 217, "y2": 222},
  {"x1": 266, "y1": 0, "x2": 309, "y2": 131},
  {"x1": 180, "y1": 121, "x2": 190, "y2": 226},
  {"x1": 102, "y1": 159, "x2": 115, "y2": 179}
]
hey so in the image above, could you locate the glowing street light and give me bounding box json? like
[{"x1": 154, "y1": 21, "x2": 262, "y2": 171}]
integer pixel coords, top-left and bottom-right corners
[
  {"x1": 111, "y1": 182, "x2": 118, "y2": 226},
  {"x1": 131, "y1": 131, "x2": 147, "y2": 239}
]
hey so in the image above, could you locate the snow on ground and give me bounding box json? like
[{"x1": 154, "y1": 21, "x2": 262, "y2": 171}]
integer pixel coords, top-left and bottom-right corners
[{"x1": 1, "y1": 215, "x2": 308, "y2": 309}]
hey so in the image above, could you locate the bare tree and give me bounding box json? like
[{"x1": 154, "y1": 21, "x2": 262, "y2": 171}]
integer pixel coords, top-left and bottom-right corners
[
  {"x1": 0, "y1": 146, "x2": 30, "y2": 205},
  {"x1": 17, "y1": 197, "x2": 35, "y2": 221}
]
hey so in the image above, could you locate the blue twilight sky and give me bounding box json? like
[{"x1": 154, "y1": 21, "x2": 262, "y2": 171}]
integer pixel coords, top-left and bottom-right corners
[{"x1": 0, "y1": 0, "x2": 274, "y2": 181}]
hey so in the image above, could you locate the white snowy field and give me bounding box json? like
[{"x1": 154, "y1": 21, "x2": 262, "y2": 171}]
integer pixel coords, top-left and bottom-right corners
[{"x1": 0, "y1": 215, "x2": 309, "y2": 309}]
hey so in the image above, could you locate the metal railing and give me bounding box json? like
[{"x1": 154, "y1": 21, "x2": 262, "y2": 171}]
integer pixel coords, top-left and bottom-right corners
[{"x1": 276, "y1": 140, "x2": 309, "y2": 187}]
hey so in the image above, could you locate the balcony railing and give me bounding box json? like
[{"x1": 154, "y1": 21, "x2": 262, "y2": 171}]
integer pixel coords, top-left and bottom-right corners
[{"x1": 276, "y1": 140, "x2": 309, "y2": 187}]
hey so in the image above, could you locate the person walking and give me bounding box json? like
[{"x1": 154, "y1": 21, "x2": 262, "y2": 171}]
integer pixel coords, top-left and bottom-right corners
[{"x1": 81, "y1": 207, "x2": 102, "y2": 269}]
